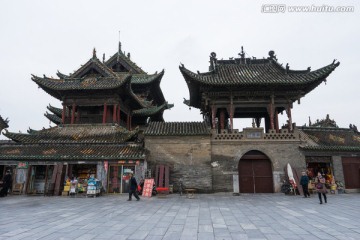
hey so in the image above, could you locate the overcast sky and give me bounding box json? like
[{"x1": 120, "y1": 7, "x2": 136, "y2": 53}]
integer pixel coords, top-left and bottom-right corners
[{"x1": 0, "y1": 0, "x2": 359, "y2": 139}]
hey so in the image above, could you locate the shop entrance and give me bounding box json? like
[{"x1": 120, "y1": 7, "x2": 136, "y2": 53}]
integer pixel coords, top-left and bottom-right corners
[
  {"x1": 27, "y1": 165, "x2": 54, "y2": 194},
  {"x1": 306, "y1": 157, "x2": 333, "y2": 185},
  {"x1": 238, "y1": 150, "x2": 273, "y2": 193},
  {"x1": 0, "y1": 165, "x2": 15, "y2": 192},
  {"x1": 68, "y1": 164, "x2": 97, "y2": 193},
  {"x1": 107, "y1": 165, "x2": 135, "y2": 194}
]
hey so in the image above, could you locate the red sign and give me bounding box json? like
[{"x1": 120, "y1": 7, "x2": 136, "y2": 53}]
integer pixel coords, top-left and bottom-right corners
[{"x1": 142, "y1": 179, "x2": 154, "y2": 197}]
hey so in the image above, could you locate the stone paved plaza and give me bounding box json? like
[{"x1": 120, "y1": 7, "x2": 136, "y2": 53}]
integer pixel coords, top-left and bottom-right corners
[{"x1": 0, "y1": 193, "x2": 359, "y2": 240}]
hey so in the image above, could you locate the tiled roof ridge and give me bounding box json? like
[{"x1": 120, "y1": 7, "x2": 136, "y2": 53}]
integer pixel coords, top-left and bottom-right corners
[
  {"x1": 105, "y1": 50, "x2": 146, "y2": 74},
  {"x1": 3, "y1": 124, "x2": 139, "y2": 144},
  {"x1": 299, "y1": 126, "x2": 355, "y2": 132},
  {"x1": 69, "y1": 55, "x2": 117, "y2": 79},
  {"x1": 44, "y1": 112, "x2": 61, "y2": 125},
  {"x1": 132, "y1": 102, "x2": 174, "y2": 115},
  {"x1": 130, "y1": 70, "x2": 165, "y2": 85},
  {"x1": 144, "y1": 121, "x2": 211, "y2": 136},
  {"x1": 47, "y1": 104, "x2": 65, "y2": 117}
]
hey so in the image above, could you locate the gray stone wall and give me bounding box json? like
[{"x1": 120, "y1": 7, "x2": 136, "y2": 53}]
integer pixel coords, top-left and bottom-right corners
[
  {"x1": 211, "y1": 140, "x2": 305, "y2": 193},
  {"x1": 332, "y1": 155, "x2": 344, "y2": 184},
  {"x1": 145, "y1": 136, "x2": 212, "y2": 193}
]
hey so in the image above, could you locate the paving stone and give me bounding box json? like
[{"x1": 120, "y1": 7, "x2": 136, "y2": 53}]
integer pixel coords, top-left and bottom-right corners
[{"x1": 0, "y1": 193, "x2": 359, "y2": 240}]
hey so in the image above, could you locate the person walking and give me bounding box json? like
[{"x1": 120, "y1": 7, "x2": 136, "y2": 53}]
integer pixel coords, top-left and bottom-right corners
[
  {"x1": 0, "y1": 170, "x2": 12, "y2": 197},
  {"x1": 315, "y1": 172, "x2": 327, "y2": 204},
  {"x1": 300, "y1": 171, "x2": 310, "y2": 198},
  {"x1": 127, "y1": 173, "x2": 140, "y2": 201}
]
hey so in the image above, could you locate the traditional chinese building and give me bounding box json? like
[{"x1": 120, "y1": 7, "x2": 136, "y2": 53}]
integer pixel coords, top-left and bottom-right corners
[
  {"x1": 145, "y1": 48, "x2": 344, "y2": 193},
  {"x1": 0, "y1": 43, "x2": 172, "y2": 195},
  {"x1": 1, "y1": 45, "x2": 359, "y2": 195},
  {"x1": 299, "y1": 115, "x2": 360, "y2": 191}
]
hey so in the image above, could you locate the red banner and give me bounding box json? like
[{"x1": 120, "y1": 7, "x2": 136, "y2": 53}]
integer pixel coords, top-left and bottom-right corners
[{"x1": 142, "y1": 179, "x2": 154, "y2": 197}]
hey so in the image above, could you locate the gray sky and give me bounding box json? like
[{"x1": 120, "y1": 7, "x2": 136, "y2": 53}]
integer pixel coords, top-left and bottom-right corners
[{"x1": 1, "y1": 0, "x2": 359, "y2": 139}]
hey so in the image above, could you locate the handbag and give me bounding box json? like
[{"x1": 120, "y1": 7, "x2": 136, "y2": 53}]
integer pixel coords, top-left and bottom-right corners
[{"x1": 316, "y1": 183, "x2": 323, "y2": 189}]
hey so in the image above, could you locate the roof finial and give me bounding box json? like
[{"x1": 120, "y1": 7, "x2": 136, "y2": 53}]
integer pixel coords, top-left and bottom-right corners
[
  {"x1": 239, "y1": 46, "x2": 245, "y2": 59},
  {"x1": 117, "y1": 31, "x2": 121, "y2": 62},
  {"x1": 103, "y1": 53, "x2": 105, "y2": 63},
  {"x1": 93, "y1": 48, "x2": 97, "y2": 58},
  {"x1": 268, "y1": 50, "x2": 277, "y2": 61}
]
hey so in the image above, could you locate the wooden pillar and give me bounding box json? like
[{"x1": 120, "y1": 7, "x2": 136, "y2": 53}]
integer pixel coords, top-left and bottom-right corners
[
  {"x1": 286, "y1": 104, "x2": 293, "y2": 132},
  {"x1": 267, "y1": 103, "x2": 274, "y2": 130},
  {"x1": 211, "y1": 105, "x2": 216, "y2": 129},
  {"x1": 267, "y1": 95, "x2": 275, "y2": 130},
  {"x1": 255, "y1": 117, "x2": 261, "y2": 128},
  {"x1": 71, "y1": 103, "x2": 76, "y2": 124},
  {"x1": 275, "y1": 109, "x2": 279, "y2": 133},
  {"x1": 76, "y1": 107, "x2": 80, "y2": 123},
  {"x1": 62, "y1": 105, "x2": 66, "y2": 124},
  {"x1": 118, "y1": 106, "x2": 121, "y2": 124},
  {"x1": 102, "y1": 103, "x2": 107, "y2": 124},
  {"x1": 113, "y1": 104, "x2": 117, "y2": 123},
  {"x1": 220, "y1": 109, "x2": 225, "y2": 130}
]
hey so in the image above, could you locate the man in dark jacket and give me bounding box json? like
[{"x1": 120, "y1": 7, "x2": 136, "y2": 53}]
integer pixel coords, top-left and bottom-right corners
[
  {"x1": 0, "y1": 170, "x2": 12, "y2": 197},
  {"x1": 300, "y1": 171, "x2": 310, "y2": 198},
  {"x1": 128, "y1": 173, "x2": 140, "y2": 201}
]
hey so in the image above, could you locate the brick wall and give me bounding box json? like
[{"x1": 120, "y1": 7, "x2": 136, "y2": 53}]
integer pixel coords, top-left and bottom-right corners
[
  {"x1": 211, "y1": 140, "x2": 305, "y2": 193},
  {"x1": 145, "y1": 136, "x2": 212, "y2": 193}
]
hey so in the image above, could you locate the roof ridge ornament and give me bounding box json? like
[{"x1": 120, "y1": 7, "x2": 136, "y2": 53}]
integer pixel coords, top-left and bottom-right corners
[
  {"x1": 268, "y1": 50, "x2": 277, "y2": 61},
  {"x1": 209, "y1": 52, "x2": 217, "y2": 71},
  {"x1": 239, "y1": 46, "x2": 245, "y2": 59},
  {"x1": 92, "y1": 48, "x2": 97, "y2": 59}
]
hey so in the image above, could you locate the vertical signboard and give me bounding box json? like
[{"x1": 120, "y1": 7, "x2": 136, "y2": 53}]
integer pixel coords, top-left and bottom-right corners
[{"x1": 142, "y1": 179, "x2": 154, "y2": 197}]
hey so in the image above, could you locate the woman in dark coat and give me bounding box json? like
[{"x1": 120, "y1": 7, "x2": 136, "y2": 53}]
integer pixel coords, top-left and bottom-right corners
[
  {"x1": 315, "y1": 172, "x2": 327, "y2": 204},
  {"x1": 0, "y1": 170, "x2": 12, "y2": 197}
]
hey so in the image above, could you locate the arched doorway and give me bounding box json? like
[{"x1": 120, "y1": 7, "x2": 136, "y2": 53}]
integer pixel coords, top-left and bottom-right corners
[{"x1": 238, "y1": 150, "x2": 273, "y2": 193}]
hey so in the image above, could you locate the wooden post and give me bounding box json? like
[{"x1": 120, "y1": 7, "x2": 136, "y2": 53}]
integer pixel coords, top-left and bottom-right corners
[
  {"x1": 117, "y1": 106, "x2": 121, "y2": 124},
  {"x1": 275, "y1": 109, "x2": 279, "y2": 133},
  {"x1": 62, "y1": 105, "x2": 66, "y2": 124},
  {"x1": 113, "y1": 104, "x2": 117, "y2": 123},
  {"x1": 220, "y1": 109, "x2": 225, "y2": 130},
  {"x1": 286, "y1": 104, "x2": 293, "y2": 132},
  {"x1": 71, "y1": 103, "x2": 76, "y2": 124},
  {"x1": 211, "y1": 105, "x2": 216, "y2": 129},
  {"x1": 102, "y1": 103, "x2": 107, "y2": 124}
]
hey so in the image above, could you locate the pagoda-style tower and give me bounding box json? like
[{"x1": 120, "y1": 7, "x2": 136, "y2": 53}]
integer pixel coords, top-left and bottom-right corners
[
  {"x1": 0, "y1": 43, "x2": 172, "y2": 195},
  {"x1": 35, "y1": 44, "x2": 172, "y2": 128},
  {"x1": 180, "y1": 48, "x2": 339, "y2": 133}
]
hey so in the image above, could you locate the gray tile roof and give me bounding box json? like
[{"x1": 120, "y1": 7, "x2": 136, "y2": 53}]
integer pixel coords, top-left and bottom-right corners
[
  {"x1": 180, "y1": 59, "x2": 339, "y2": 89},
  {"x1": 144, "y1": 122, "x2": 211, "y2": 136},
  {"x1": 0, "y1": 143, "x2": 146, "y2": 160},
  {"x1": 299, "y1": 126, "x2": 360, "y2": 152},
  {"x1": 3, "y1": 124, "x2": 139, "y2": 144}
]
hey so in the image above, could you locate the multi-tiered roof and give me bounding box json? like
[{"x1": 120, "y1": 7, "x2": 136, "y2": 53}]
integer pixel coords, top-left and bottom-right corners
[
  {"x1": 180, "y1": 49, "x2": 340, "y2": 113},
  {"x1": 0, "y1": 43, "x2": 172, "y2": 161},
  {"x1": 34, "y1": 45, "x2": 172, "y2": 125}
]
